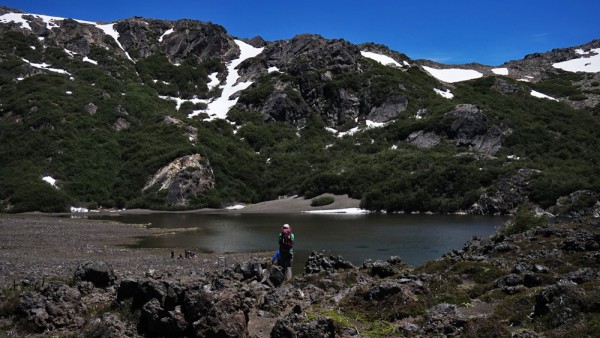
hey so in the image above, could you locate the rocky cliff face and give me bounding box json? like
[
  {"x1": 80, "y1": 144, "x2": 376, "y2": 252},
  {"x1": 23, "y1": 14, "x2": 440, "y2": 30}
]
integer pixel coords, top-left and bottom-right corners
[{"x1": 143, "y1": 154, "x2": 215, "y2": 206}]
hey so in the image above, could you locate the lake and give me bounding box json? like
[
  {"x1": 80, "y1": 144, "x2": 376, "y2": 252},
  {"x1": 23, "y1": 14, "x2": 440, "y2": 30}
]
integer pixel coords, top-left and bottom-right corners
[{"x1": 94, "y1": 213, "x2": 508, "y2": 273}]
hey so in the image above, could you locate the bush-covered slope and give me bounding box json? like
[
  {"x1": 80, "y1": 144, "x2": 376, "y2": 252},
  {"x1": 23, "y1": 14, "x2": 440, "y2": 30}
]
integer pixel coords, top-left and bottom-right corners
[{"x1": 0, "y1": 9, "x2": 599, "y2": 214}]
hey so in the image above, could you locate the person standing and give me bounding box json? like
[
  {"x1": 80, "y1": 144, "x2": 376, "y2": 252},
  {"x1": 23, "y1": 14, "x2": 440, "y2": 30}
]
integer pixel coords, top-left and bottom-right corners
[{"x1": 278, "y1": 224, "x2": 295, "y2": 280}]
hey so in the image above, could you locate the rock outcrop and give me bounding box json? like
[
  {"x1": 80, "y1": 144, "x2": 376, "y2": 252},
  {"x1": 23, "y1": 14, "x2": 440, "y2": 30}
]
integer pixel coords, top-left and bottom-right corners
[
  {"x1": 443, "y1": 104, "x2": 507, "y2": 156},
  {"x1": 143, "y1": 154, "x2": 215, "y2": 206},
  {"x1": 469, "y1": 168, "x2": 541, "y2": 215},
  {"x1": 6, "y1": 216, "x2": 600, "y2": 337}
]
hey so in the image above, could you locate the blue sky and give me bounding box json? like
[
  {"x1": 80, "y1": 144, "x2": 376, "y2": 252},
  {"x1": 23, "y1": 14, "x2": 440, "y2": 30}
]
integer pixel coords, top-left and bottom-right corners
[{"x1": 3, "y1": 0, "x2": 599, "y2": 65}]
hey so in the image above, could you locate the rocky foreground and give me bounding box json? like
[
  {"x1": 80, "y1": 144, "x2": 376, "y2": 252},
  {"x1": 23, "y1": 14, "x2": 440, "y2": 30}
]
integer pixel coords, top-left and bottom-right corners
[{"x1": 1, "y1": 215, "x2": 600, "y2": 337}]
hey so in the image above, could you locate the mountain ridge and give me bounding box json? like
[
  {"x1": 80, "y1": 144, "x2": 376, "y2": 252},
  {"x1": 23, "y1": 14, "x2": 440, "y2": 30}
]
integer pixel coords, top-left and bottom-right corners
[{"x1": 1, "y1": 7, "x2": 599, "y2": 215}]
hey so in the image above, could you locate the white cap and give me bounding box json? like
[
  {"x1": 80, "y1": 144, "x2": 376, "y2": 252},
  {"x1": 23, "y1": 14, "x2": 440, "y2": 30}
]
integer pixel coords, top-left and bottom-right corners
[{"x1": 282, "y1": 224, "x2": 290, "y2": 229}]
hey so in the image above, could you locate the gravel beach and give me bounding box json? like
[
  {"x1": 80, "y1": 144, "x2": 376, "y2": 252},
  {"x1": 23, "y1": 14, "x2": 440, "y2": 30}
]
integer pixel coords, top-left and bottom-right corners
[{"x1": 0, "y1": 194, "x2": 361, "y2": 288}]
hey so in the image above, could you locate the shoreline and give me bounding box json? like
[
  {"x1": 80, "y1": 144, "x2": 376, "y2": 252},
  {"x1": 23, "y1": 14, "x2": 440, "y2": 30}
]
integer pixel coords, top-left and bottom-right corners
[
  {"x1": 0, "y1": 214, "x2": 271, "y2": 288},
  {"x1": 35, "y1": 194, "x2": 363, "y2": 217}
]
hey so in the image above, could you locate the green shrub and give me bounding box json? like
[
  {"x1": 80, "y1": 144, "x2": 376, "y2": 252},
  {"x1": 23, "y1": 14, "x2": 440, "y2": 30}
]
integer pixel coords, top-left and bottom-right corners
[
  {"x1": 311, "y1": 195, "x2": 335, "y2": 207},
  {"x1": 500, "y1": 205, "x2": 548, "y2": 236}
]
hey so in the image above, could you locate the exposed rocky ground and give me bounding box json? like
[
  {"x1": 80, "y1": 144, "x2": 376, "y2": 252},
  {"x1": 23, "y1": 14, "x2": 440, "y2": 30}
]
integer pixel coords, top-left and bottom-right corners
[{"x1": 1, "y1": 213, "x2": 600, "y2": 337}]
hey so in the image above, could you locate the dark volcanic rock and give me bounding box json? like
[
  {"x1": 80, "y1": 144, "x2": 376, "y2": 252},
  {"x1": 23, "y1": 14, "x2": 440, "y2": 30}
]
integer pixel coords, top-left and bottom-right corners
[
  {"x1": 271, "y1": 312, "x2": 335, "y2": 338},
  {"x1": 16, "y1": 282, "x2": 86, "y2": 332},
  {"x1": 73, "y1": 261, "x2": 116, "y2": 288},
  {"x1": 304, "y1": 251, "x2": 356, "y2": 275}
]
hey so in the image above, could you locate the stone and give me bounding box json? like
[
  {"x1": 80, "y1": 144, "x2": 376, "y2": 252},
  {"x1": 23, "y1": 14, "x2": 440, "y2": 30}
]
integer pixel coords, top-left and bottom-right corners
[
  {"x1": 366, "y1": 95, "x2": 408, "y2": 123},
  {"x1": 73, "y1": 261, "x2": 116, "y2": 288},
  {"x1": 84, "y1": 102, "x2": 97, "y2": 115},
  {"x1": 406, "y1": 130, "x2": 441, "y2": 149},
  {"x1": 443, "y1": 104, "x2": 506, "y2": 155}
]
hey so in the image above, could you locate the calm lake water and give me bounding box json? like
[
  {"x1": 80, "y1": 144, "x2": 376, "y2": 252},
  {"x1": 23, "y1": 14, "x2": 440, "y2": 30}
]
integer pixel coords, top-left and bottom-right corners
[{"x1": 94, "y1": 213, "x2": 508, "y2": 273}]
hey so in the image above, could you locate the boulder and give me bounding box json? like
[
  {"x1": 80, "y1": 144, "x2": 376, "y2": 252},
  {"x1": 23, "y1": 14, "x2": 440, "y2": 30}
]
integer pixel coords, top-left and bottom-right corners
[
  {"x1": 138, "y1": 299, "x2": 187, "y2": 337},
  {"x1": 304, "y1": 251, "x2": 356, "y2": 275},
  {"x1": 443, "y1": 104, "x2": 508, "y2": 155},
  {"x1": 234, "y1": 261, "x2": 263, "y2": 281},
  {"x1": 73, "y1": 261, "x2": 116, "y2": 288},
  {"x1": 366, "y1": 95, "x2": 408, "y2": 123},
  {"x1": 406, "y1": 130, "x2": 441, "y2": 149}
]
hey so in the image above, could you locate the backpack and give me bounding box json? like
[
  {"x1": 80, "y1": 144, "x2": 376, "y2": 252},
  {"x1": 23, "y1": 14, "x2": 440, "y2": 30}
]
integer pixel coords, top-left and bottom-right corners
[{"x1": 281, "y1": 229, "x2": 294, "y2": 249}]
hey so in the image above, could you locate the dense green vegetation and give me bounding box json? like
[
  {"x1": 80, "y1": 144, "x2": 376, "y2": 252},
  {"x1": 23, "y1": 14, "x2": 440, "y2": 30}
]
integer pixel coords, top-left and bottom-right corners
[{"x1": 0, "y1": 29, "x2": 599, "y2": 213}]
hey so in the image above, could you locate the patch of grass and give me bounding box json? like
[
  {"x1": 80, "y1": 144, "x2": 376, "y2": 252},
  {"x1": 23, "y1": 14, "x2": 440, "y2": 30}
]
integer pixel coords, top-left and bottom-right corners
[
  {"x1": 493, "y1": 293, "x2": 535, "y2": 327},
  {"x1": 428, "y1": 274, "x2": 471, "y2": 305},
  {"x1": 308, "y1": 307, "x2": 398, "y2": 338},
  {"x1": 451, "y1": 261, "x2": 505, "y2": 284}
]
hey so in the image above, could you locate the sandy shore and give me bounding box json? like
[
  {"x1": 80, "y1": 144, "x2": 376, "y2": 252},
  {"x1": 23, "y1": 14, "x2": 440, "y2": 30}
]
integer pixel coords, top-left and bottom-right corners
[
  {"x1": 0, "y1": 195, "x2": 361, "y2": 288},
  {"x1": 64, "y1": 193, "x2": 362, "y2": 216}
]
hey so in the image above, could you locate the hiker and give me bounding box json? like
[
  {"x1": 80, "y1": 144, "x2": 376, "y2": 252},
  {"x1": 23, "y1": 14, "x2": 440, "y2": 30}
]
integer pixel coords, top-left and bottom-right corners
[
  {"x1": 171, "y1": 250, "x2": 175, "y2": 259},
  {"x1": 278, "y1": 223, "x2": 295, "y2": 280}
]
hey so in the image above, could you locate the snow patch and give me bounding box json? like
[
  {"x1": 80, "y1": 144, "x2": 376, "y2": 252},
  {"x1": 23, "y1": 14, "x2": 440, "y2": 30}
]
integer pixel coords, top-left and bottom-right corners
[
  {"x1": 422, "y1": 66, "x2": 483, "y2": 83},
  {"x1": 361, "y1": 51, "x2": 402, "y2": 67},
  {"x1": 434, "y1": 88, "x2": 454, "y2": 99},
  {"x1": 188, "y1": 40, "x2": 264, "y2": 120},
  {"x1": 336, "y1": 120, "x2": 387, "y2": 137},
  {"x1": 492, "y1": 68, "x2": 509, "y2": 75},
  {"x1": 66, "y1": 91, "x2": 72, "y2": 95},
  {"x1": 22, "y1": 58, "x2": 71, "y2": 76},
  {"x1": 267, "y1": 66, "x2": 280, "y2": 73},
  {"x1": 0, "y1": 13, "x2": 32, "y2": 30},
  {"x1": 207, "y1": 72, "x2": 220, "y2": 89},
  {"x1": 159, "y1": 95, "x2": 206, "y2": 111},
  {"x1": 70, "y1": 206, "x2": 89, "y2": 213},
  {"x1": 159, "y1": 28, "x2": 174, "y2": 42},
  {"x1": 226, "y1": 204, "x2": 245, "y2": 210},
  {"x1": 1, "y1": 11, "x2": 133, "y2": 62},
  {"x1": 83, "y1": 56, "x2": 98, "y2": 65},
  {"x1": 552, "y1": 48, "x2": 600, "y2": 73},
  {"x1": 302, "y1": 208, "x2": 370, "y2": 214},
  {"x1": 42, "y1": 176, "x2": 57, "y2": 188},
  {"x1": 96, "y1": 23, "x2": 134, "y2": 62},
  {"x1": 530, "y1": 90, "x2": 559, "y2": 101}
]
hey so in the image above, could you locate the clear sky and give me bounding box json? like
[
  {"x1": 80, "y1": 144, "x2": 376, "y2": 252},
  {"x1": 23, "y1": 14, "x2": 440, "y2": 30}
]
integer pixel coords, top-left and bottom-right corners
[{"x1": 2, "y1": 0, "x2": 599, "y2": 65}]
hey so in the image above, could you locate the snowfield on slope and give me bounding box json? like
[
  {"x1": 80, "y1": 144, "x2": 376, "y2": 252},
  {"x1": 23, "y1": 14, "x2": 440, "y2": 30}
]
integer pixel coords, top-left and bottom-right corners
[
  {"x1": 188, "y1": 40, "x2": 264, "y2": 120},
  {"x1": 422, "y1": 66, "x2": 483, "y2": 83},
  {"x1": 553, "y1": 48, "x2": 600, "y2": 73},
  {"x1": 361, "y1": 51, "x2": 407, "y2": 67},
  {"x1": 1, "y1": 11, "x2": 134, "y2": 61}
]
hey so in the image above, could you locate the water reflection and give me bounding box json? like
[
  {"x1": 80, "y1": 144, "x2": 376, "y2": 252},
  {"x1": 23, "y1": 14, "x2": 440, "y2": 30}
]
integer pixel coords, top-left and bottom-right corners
[{"x1": 94, "y1": 213, "x2": 508, "y2": 272}]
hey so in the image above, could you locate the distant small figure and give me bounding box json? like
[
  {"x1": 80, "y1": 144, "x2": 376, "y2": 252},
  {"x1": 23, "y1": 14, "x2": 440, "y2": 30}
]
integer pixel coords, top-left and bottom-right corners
[
  {"x1": 278, "y1": 224, "x2": 294, "y2": 280},
  {"x1": 171, "y1": 250, "x2": 175, "y2": 259},
  {"x1": 189, "y1": 251, "x2": 197, "y2": 259}
]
